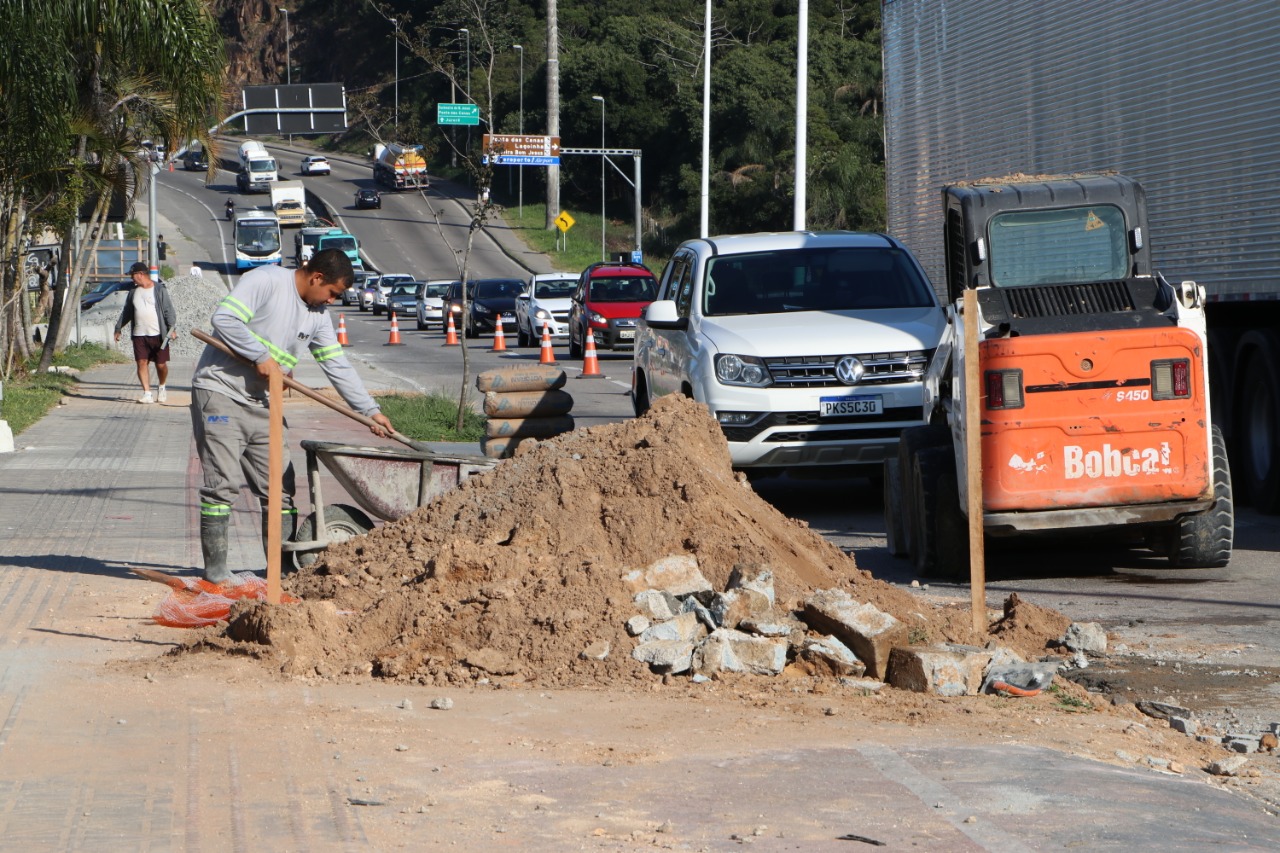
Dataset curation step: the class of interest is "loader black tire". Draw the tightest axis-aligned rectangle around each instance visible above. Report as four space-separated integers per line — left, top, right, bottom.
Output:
1235 331 1280 513
897 424 951 564
1163 425 1234 568
883 457 907 558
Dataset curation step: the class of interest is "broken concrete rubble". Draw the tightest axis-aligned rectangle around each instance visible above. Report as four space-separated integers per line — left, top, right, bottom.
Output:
800 589 908 680
621 555 712 597
692 629 788 676
887 644 993 697
1061 622 1108 655
632 640 695 673
798 636 865 677
633 589 680 622
639 611 707 645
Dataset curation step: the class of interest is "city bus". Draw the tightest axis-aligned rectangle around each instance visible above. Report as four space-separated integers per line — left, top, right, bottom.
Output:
233 210 283 271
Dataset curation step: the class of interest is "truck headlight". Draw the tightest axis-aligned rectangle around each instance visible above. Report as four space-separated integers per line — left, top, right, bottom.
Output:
715 354 772 387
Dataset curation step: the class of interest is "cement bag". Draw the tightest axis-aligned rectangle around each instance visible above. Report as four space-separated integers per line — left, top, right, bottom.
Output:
476 365 567 393
484 415 575 439
480 435 538 459
483 389 574 418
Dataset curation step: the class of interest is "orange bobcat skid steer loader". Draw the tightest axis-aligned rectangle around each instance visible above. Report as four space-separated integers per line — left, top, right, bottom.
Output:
886 174 1233 577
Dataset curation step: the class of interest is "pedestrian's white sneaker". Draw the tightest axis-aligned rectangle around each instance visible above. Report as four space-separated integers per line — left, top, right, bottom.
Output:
157 386 168 403
139 392 154 404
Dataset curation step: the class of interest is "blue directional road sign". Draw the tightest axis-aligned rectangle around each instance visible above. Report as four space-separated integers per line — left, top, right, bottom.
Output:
484 154 561 166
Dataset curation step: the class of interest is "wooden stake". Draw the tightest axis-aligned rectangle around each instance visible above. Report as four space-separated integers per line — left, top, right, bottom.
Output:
267 369 283 605
963 289 987 634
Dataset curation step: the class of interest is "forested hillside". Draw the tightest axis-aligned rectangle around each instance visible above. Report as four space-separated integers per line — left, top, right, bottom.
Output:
217 0 885 251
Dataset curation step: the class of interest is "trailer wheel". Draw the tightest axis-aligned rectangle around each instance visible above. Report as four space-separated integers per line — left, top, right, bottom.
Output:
883 457 907 558
1236 331 1280 513
293 504 375 569
897 424 951 563
1163 425 1234 568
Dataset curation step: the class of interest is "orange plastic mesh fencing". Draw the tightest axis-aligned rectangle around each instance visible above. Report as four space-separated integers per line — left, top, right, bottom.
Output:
149 572 300 628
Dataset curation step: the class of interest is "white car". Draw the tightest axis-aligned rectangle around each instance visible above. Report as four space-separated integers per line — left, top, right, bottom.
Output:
514 272 578 346
372 273 414 316
632 232 947 473
416 279 456 330
300 155 331 176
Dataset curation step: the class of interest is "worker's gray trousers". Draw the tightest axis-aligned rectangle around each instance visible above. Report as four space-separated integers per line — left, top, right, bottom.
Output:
190 389 298 570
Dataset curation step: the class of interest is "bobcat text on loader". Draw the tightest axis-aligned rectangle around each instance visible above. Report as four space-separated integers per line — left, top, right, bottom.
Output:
886 174 1234 577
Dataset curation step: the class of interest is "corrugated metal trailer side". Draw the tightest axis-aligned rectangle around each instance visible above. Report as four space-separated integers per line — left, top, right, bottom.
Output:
882 0 1280 512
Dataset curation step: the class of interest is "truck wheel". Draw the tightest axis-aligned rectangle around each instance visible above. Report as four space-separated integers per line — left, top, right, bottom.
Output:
1236 331 1280 513
897 424 951 564
911 445 960 577
293 504 375 569
883 457 907 558
1162 425 1234 568
932 453 971 580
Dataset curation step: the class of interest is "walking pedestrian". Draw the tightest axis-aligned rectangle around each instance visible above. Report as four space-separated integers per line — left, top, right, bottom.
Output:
189 249 393 585
157 235 168 261
114 261 177 404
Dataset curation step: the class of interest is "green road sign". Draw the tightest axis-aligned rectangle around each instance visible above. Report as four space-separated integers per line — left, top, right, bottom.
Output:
437 103 480 126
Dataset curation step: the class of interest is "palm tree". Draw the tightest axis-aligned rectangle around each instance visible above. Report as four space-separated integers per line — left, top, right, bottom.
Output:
0 0 226 374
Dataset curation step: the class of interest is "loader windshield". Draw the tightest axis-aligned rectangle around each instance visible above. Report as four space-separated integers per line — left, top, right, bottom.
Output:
988 205 1130 287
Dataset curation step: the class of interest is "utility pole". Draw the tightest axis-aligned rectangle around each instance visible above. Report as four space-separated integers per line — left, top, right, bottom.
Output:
545 0 561 230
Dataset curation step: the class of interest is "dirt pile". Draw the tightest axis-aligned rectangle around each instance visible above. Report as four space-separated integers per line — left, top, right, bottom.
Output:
212 395 1014 686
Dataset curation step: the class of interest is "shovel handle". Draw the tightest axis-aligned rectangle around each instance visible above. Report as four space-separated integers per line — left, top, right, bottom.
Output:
191 328 417 450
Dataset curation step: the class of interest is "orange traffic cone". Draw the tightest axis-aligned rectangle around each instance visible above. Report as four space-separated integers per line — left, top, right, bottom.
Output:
579 330 604 377
491 318 507 352
444 311 460 346
539 321 557 364
168 161 173 172
336 314 351 347
385 311 403 345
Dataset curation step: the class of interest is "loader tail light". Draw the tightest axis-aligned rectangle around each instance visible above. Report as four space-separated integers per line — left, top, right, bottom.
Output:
985 369 1024 410
1152 359 1192 400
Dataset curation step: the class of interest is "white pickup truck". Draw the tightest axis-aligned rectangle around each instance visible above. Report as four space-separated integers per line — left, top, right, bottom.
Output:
632 232 947 474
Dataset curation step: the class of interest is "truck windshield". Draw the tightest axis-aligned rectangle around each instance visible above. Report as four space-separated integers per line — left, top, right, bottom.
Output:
250 160 276 173
703 247 935 315
320 237 357 252
988 205 1130 286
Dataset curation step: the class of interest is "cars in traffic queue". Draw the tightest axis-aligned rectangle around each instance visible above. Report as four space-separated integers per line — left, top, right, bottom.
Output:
300 155 331 176
80 279 129 311
566 262 658 356
354 188 382 209
358 274 382 311
372 273 415 316
386 283 420 318
632 231 947 473
514 272 578 346
415 279 456 330
443 278 524 337
344 270 374 307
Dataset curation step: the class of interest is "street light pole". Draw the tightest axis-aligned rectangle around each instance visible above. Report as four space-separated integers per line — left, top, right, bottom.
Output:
393 18 399 131
460 28 471 157
514 44 524 219
280 8 290 85
592 95 605 261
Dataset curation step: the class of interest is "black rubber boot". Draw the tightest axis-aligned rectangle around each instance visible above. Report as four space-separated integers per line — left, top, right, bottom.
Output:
200 514 232 585
261 509 299 574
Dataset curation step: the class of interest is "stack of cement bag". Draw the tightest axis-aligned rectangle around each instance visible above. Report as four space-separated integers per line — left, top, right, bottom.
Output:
477 365 575 459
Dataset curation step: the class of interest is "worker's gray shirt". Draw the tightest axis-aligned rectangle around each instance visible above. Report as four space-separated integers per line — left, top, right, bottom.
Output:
191 265 380 416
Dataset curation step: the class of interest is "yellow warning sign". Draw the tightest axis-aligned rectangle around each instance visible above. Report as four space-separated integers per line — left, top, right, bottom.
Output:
555 211 576 232
1084 211 1104 231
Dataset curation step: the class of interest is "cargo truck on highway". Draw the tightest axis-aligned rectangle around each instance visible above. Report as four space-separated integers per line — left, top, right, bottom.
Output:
373 143 427 190
270 180 306 227
236 140 278 193
881 0 1280 513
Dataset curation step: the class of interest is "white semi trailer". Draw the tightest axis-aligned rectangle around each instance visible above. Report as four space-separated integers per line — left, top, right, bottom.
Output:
881 0 1280 512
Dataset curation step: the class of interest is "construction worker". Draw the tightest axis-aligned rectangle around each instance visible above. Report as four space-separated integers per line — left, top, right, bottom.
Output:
189 249 393 584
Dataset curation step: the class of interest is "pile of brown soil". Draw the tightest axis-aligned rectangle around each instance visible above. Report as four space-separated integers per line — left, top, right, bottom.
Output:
209 396 1054 686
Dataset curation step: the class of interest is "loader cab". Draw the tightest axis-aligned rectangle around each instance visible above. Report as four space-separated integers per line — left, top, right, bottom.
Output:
941 174 1165 334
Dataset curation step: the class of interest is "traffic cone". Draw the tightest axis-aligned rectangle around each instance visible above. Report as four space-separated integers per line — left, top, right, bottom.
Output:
336 314 351 347
444 311 460 345
385 311 403 345
579 330 604 377
491 318 507 352
539 321 556 364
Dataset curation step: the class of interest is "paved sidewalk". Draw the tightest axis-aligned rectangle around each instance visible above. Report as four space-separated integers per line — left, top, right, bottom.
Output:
0 360 1277 849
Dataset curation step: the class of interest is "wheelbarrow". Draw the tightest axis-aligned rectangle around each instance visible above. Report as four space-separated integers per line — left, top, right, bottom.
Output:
287 440 497 567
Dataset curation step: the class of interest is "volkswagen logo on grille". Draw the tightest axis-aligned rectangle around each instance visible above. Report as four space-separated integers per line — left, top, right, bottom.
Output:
835 355 865 386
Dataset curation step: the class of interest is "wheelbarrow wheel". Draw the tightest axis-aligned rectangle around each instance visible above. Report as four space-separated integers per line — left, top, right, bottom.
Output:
292 503 375 569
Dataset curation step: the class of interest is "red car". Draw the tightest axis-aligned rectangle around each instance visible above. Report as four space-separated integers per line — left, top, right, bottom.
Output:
567 261 658 356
